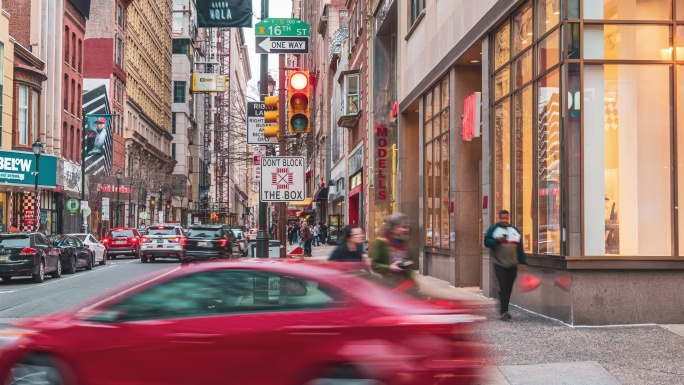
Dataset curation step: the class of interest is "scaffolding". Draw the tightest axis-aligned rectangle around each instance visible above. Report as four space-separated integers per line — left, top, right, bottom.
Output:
214 27 232 220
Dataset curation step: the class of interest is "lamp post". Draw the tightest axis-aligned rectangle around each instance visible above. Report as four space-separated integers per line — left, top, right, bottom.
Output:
158 184 163 224
32 141 43 232
115 170 122 227
150 195 156 227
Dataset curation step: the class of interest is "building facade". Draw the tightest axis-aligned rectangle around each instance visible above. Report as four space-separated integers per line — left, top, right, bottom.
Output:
396 0 684 325
1 3 13 149
124 0 175 226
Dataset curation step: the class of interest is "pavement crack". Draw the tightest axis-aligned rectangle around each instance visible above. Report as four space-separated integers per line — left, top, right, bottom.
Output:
601 361 684 377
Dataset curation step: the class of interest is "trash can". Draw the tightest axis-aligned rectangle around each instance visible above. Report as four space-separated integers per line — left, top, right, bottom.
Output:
249 240 282 258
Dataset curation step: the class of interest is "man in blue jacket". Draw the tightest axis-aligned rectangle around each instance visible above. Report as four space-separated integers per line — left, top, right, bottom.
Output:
484 210 527 319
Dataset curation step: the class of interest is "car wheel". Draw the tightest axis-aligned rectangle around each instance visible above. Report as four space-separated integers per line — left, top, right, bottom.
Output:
1 276 11 282
111 255 117 260
99 251 107 265
32 260 45 283
149 257 156 263
6 353 71 385
66 256 77 274
51 259 62 279
85 255 93 270
302 364 383 385
141 255 148 263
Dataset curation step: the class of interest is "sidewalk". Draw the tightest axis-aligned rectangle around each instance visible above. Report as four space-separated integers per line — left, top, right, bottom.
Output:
286 245 684 384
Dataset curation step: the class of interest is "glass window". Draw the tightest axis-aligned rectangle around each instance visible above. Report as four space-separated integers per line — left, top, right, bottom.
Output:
565 23 581 60
675 27 684 61
537 69 561 255
585 65 672 256
514 50 533 89
171 143 176 160
537 0 560 36
584 25 671 61
186 227 222 238
494 66 511 100
425 91 433 123
0 235 30 248
513 4 533 55
538 28 561 73
433 84 441 117
109 229 134 238
434 140 442 248
174 81 186 103
18 86 29 145
441 134 451 248
584 0 672 20
345 74 360 115
494 24 510 71
568 0 580 19
677 65 684 255
106 270 339 322
410 0 425 25
117 3 124 28
32 90 39 142
514 86 534 253
425 141 433 246
172 113 176 134
494 100 511 215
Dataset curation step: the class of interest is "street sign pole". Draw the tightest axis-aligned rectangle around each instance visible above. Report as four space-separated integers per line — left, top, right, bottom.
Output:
256 0 270 258
278 54 287 258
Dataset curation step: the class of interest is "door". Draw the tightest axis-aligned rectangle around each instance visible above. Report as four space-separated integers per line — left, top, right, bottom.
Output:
72 237 91 266
34 234 56 272
89 235 105 261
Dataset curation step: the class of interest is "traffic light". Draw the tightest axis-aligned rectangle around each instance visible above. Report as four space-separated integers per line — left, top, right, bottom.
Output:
287 71 310 134
263 95 279 138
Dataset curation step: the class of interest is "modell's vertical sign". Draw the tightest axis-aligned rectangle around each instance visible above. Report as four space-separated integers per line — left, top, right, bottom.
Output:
375 123 389 201
196 0 253 28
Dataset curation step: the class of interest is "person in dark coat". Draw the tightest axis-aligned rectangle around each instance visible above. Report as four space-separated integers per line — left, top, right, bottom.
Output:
329 225 365 262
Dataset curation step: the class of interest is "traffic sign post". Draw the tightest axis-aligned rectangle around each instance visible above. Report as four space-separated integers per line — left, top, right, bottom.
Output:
260 157 306 202
247 102 278 145
255 37 309 54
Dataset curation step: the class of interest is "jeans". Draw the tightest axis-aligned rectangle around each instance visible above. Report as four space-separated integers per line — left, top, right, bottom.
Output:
304 240 312 255
494 264 518 314
312 235 319 246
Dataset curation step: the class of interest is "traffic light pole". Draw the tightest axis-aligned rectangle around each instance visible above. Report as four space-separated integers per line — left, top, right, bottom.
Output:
255 0 270 258
278 54 287 258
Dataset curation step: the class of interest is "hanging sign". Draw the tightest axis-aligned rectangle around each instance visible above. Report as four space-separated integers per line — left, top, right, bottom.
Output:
66 198 80 213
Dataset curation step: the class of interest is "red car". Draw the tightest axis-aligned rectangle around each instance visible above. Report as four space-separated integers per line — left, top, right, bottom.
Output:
102 228 141 259
0 260 486 385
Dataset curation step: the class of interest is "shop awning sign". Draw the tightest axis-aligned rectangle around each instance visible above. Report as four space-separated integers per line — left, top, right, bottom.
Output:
260 157 306 202
0 149 57 187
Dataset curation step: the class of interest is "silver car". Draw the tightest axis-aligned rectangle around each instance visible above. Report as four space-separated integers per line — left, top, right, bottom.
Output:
231 229 247 256
139 225 185 263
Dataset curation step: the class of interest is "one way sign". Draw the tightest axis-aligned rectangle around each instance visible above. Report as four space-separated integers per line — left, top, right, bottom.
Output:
255 37 309 54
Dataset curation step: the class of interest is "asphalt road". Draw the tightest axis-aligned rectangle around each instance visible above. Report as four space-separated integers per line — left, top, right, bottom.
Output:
0 257 175 327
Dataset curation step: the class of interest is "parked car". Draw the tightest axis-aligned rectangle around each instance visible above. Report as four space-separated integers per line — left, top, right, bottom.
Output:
181 225 235 262
0 233 61 283
0 260 485 384
140 225 185 263
231 228 247 256
47 235 94 274
102 228 141 259
70 233 107 265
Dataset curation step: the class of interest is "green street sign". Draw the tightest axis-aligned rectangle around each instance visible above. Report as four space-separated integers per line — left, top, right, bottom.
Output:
66 198 80 213
256 18 310 37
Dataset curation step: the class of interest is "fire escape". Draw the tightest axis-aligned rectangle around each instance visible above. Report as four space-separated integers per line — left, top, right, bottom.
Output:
214 28 232 220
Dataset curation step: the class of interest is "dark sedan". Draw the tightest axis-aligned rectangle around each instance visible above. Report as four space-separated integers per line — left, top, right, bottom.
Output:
47 235 94 274
181 225 234 262
0 233 61 283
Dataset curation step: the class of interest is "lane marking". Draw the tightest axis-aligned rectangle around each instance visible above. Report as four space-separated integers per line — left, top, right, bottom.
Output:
0 291 15 294
81 266 181 312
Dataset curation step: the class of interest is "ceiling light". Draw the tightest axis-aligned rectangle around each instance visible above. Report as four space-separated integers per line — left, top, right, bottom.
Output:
470 60 480 63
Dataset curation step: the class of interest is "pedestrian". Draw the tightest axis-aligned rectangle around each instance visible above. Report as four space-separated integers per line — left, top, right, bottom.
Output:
370 213 418 294
292 222 301 246
319 221 327 245
300 222 313 257
311 223 320 246
484 209 527 320
287 224 294 245
329 225 366 262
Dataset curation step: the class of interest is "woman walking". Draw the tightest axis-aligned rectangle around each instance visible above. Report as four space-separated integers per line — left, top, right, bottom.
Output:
370 213 418 294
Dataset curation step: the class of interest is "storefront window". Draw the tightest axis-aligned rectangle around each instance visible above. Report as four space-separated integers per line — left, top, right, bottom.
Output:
513 4 533 55
424 75 450 249
514 86 534 253
677 65 684 255
584 0 672 20
537 69 562 255
585 64 672 256
538 28 560 72
514 50 533 88
494 24 510 71
584 25 671 60
536 0 560 36
494 67 510 101
494 100 511 215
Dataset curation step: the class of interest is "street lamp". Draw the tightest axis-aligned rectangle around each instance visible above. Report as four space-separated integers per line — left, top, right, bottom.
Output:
115 170 122 227
32 141 43 232
158 184 163 224
150 195 156 226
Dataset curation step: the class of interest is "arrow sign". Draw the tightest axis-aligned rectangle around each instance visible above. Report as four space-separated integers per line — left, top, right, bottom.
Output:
255 36 309 54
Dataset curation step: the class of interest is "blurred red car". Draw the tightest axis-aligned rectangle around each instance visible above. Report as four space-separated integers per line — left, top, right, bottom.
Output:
0 260 486 385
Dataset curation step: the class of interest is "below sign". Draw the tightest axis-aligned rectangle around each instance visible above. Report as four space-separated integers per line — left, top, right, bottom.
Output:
255 37 309 54
260 157 306 202
247 102 278 145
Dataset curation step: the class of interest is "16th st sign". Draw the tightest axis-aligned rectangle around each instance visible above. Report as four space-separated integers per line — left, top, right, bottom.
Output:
255 36 309 54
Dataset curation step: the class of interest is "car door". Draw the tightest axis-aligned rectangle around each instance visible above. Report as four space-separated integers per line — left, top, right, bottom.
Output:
72 237 90 266
89 235 105 261
34 234 56 272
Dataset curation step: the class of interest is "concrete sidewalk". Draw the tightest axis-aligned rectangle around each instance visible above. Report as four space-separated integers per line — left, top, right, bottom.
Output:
286 245 684 384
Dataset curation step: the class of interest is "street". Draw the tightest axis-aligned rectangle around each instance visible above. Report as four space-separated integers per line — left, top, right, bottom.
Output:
0 257 171 328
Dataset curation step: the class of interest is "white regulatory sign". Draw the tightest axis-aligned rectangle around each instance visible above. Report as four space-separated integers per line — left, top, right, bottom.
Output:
252 146 266 181
247 102 278 145
260 156 306 202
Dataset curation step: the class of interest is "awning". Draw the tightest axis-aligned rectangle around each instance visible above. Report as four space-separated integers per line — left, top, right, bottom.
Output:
314 187 329 201
288 197 313 207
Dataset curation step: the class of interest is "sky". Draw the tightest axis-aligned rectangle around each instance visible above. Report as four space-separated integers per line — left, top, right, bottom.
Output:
244 0 294 100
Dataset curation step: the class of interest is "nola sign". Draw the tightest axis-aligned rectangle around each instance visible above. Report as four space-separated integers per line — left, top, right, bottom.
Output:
196 0 252 28
260 157 306 202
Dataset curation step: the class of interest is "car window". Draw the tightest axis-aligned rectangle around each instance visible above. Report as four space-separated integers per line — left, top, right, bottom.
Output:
106 270 341 322
186 228 222 238
37 234 51 246
73 238 83 247
110 230 134 238
64 237 77 246
147 227 176 236
0 236 31 248
75 235 87 242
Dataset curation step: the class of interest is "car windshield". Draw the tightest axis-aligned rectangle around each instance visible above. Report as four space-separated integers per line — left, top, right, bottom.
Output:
110 230 134 238
47 235 66 245
0 236 30 248
147 228 176 236
186 228 222 238
75 235 87 241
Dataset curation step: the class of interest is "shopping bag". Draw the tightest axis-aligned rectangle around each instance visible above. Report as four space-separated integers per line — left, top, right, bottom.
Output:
518 273 541 292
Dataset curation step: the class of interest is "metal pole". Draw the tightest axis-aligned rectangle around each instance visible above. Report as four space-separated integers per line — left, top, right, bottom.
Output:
255 0 270 258
81 119 86 201
278 54 287 258
34 156 40 232
116 179 120 228
128 187 131 228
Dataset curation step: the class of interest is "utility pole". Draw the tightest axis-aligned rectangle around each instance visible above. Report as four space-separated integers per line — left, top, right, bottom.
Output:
255 0 270 257
278 54 287 258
